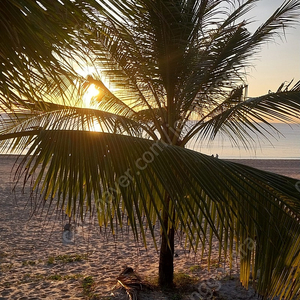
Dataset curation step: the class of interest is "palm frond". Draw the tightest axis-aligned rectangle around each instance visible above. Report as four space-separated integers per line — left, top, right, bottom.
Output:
0 106 149 146
0 1 79 101
1 1 300 298
177 0 300 124
85 75 139 117
86 20 169 138
181 81 300 147
3 130 299 299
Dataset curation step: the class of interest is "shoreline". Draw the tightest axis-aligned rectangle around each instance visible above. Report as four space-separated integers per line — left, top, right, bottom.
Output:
1 154 299 179
227 158 300 179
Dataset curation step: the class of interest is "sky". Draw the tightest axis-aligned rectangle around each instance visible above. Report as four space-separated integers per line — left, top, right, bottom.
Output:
245 0 300 97
79 1 300 98
196 0 300 159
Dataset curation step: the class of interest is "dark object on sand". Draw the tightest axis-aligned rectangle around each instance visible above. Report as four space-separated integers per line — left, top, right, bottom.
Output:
120 267 134 275
113 266 152 300
64 223 72 231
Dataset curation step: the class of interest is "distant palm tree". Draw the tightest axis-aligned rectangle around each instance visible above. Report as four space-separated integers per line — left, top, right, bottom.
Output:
1 1 300 298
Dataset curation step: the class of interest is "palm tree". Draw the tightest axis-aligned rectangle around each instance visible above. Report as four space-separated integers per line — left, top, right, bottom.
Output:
1 0 300 298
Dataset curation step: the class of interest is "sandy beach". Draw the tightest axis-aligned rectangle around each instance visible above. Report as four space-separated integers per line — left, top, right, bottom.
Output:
228 159 300 180
0 155 299 299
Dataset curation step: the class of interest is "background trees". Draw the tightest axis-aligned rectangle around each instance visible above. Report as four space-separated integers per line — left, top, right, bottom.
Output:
1 1 300 298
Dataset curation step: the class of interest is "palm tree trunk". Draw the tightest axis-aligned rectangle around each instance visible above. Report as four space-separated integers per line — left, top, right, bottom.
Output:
159 195 175 287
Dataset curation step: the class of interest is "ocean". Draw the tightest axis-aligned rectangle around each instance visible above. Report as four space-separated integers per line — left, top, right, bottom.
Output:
0 122 299 159
187 122 300 159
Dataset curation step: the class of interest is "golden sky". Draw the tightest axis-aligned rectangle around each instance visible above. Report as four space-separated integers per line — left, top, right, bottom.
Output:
246 0 300 97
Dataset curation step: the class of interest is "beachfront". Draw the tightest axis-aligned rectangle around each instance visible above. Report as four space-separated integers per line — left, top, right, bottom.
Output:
1 155 299 299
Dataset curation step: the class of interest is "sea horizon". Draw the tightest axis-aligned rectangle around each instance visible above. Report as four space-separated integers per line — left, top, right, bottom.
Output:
0 122 299 160
187 122 300 159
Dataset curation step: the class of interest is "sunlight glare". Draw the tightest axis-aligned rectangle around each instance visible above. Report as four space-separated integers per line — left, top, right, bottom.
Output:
82 84 99 108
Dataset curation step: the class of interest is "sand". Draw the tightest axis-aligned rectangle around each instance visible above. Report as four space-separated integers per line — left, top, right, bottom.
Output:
228 159 300 180
0 156 299 300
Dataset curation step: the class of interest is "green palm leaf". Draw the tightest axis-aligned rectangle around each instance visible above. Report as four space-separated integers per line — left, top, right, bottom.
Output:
4 129 300 298
1 0 300 298
181 81 300 147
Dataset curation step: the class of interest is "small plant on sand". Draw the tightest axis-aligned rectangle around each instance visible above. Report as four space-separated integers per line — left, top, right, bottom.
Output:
189 265 202 273
144 275 159 287
22 260 36 266
18 272 84 283
64 273 84 280
174 272 199 290
81 276 100 300
0 263 13 272
82 276 95 297
57 254 75 263
47 256 55 265
48 274 63 281
34 274 45 280
46 253 88 265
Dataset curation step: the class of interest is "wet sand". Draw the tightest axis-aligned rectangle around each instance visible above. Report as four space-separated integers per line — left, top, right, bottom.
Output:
228 159 300 180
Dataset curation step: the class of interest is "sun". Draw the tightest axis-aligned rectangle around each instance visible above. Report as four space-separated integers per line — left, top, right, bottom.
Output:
82 84 100 108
